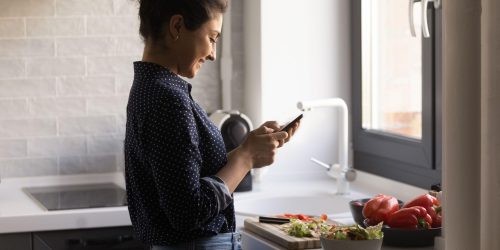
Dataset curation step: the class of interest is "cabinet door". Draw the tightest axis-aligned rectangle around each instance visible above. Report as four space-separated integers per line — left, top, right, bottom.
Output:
0 233 32 250
33 226 147 250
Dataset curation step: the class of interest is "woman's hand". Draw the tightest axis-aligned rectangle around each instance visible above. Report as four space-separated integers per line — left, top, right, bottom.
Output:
280 120 300 144
240 120 300 168
218 120 301 192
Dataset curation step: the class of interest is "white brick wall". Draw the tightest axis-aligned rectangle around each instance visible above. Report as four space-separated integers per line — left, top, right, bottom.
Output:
0 0 232 178
0 18 25 37
27 18 84 37
0 78 56 97
0 59 25 78
57 76 115 96
0 0 55 17
0 139 27 158
0 39 54 57
28 136 86 157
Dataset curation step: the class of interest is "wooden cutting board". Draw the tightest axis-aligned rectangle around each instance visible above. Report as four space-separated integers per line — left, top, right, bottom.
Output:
243 217 321 249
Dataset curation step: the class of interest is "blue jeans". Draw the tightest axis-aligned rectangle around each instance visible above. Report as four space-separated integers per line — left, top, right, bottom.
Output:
151 232 242 250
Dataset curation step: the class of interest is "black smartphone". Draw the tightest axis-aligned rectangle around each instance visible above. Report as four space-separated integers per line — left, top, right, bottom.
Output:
280 114 303 132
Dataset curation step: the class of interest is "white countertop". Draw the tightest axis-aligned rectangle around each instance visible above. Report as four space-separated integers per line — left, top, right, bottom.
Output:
0 169 432 250
0 173 131 234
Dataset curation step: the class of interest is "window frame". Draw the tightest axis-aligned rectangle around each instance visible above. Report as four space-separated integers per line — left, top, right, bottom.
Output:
351 0 442 188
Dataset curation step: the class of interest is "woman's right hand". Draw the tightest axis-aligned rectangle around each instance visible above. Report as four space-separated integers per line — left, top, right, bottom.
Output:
219 121 290 192
240 121 288 168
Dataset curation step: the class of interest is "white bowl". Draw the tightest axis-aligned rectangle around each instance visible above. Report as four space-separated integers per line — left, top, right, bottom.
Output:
320 237 383 250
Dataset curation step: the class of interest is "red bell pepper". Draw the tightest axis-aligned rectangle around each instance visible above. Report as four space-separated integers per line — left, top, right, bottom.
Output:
362 194 399 225
387 206 432 229
403 194 442 227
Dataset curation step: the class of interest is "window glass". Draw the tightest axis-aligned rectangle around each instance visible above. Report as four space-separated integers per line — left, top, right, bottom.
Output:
361 0 422 139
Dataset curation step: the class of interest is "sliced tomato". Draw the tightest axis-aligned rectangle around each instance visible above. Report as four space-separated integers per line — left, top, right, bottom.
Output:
297 214 311 221
321 214 328 221
278 213 319 221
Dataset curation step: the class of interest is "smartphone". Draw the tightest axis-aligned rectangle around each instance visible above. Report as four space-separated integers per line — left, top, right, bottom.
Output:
280 114 303 132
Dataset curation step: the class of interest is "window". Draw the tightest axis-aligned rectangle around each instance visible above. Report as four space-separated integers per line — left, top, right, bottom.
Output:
352 0 442 188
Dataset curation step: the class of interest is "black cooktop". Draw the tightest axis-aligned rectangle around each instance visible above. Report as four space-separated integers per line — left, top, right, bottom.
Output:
24 183 127 211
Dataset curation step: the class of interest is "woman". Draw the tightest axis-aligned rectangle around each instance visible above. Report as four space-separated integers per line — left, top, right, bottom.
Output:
124 0 300 249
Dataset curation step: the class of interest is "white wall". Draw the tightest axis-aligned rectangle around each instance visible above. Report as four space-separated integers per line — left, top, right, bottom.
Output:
244 0 352 175
0 0 222 178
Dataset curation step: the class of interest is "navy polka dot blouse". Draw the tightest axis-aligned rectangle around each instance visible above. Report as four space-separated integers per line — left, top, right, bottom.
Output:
125 61 234 246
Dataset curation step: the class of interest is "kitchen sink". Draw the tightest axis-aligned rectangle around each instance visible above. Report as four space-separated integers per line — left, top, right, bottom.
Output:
235 191 362 217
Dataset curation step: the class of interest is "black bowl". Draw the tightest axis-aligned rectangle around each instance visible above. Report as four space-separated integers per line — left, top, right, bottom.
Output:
363 219 442 247
349 198 404 226
382 226 442 247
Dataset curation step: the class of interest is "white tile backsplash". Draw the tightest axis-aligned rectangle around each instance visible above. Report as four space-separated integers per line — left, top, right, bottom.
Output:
29 98 87 117
28 136 86 157
113 0 139 16
26 17 85 37
0 118 57 138
0 78 56 98
86 17 139 36
0 0 244 177
0 99 30 118
0 139 27 158
58 116 117 136
86 56 137 76
57 76 115 96
56 37 115 56
87 96 128 115
0 18 25 38
1 158 59 178
56 0 114 16
26 57 86 77
0 59 25 78
0 0 55 17
0 39 54 57
87 135 123 154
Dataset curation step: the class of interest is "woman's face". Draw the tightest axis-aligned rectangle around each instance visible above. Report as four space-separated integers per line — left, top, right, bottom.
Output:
176 14 223 78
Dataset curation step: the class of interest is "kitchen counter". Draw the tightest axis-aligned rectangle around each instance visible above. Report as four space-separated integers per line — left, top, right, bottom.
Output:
233 170 437 250
0 173 130 234
0 170 439 249
233 169 428 225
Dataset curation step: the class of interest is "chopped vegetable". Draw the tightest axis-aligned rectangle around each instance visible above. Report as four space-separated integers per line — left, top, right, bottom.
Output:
403 194 442 228
278 213 315 222
321 223 384 240
386 206 432 229
320 213 328 221
362 194 399 225
282 217 332 238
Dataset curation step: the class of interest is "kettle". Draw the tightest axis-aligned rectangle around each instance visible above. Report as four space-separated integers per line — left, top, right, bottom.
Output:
209 110 253 192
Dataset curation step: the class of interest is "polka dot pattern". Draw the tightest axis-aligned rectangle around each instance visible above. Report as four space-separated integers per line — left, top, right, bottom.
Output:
125 61 235 246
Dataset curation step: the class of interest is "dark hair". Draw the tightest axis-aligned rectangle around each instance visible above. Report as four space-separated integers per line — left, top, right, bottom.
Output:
138 0 228 42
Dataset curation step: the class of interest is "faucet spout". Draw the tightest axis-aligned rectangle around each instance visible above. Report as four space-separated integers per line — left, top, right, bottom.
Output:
297 98 353 195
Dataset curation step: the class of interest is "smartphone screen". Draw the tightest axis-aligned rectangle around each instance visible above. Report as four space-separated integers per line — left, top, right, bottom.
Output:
280 114 303 132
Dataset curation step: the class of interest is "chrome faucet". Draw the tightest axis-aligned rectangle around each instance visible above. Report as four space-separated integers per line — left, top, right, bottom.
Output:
297 98 356 195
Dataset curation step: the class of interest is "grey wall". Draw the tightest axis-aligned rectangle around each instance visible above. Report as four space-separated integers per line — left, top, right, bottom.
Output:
0 0 245 178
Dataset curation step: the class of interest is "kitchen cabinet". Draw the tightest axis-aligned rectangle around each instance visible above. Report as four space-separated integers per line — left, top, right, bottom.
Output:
33 226 147 250
0 232 32 250
1 226 147 250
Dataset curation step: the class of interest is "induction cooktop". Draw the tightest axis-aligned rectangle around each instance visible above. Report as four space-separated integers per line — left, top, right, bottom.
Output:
23 183 127 211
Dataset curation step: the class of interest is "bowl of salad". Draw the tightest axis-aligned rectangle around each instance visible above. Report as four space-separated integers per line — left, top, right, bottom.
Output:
319 223 384 250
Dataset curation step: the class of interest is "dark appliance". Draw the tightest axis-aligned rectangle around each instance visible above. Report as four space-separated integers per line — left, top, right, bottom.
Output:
23 183 127 211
